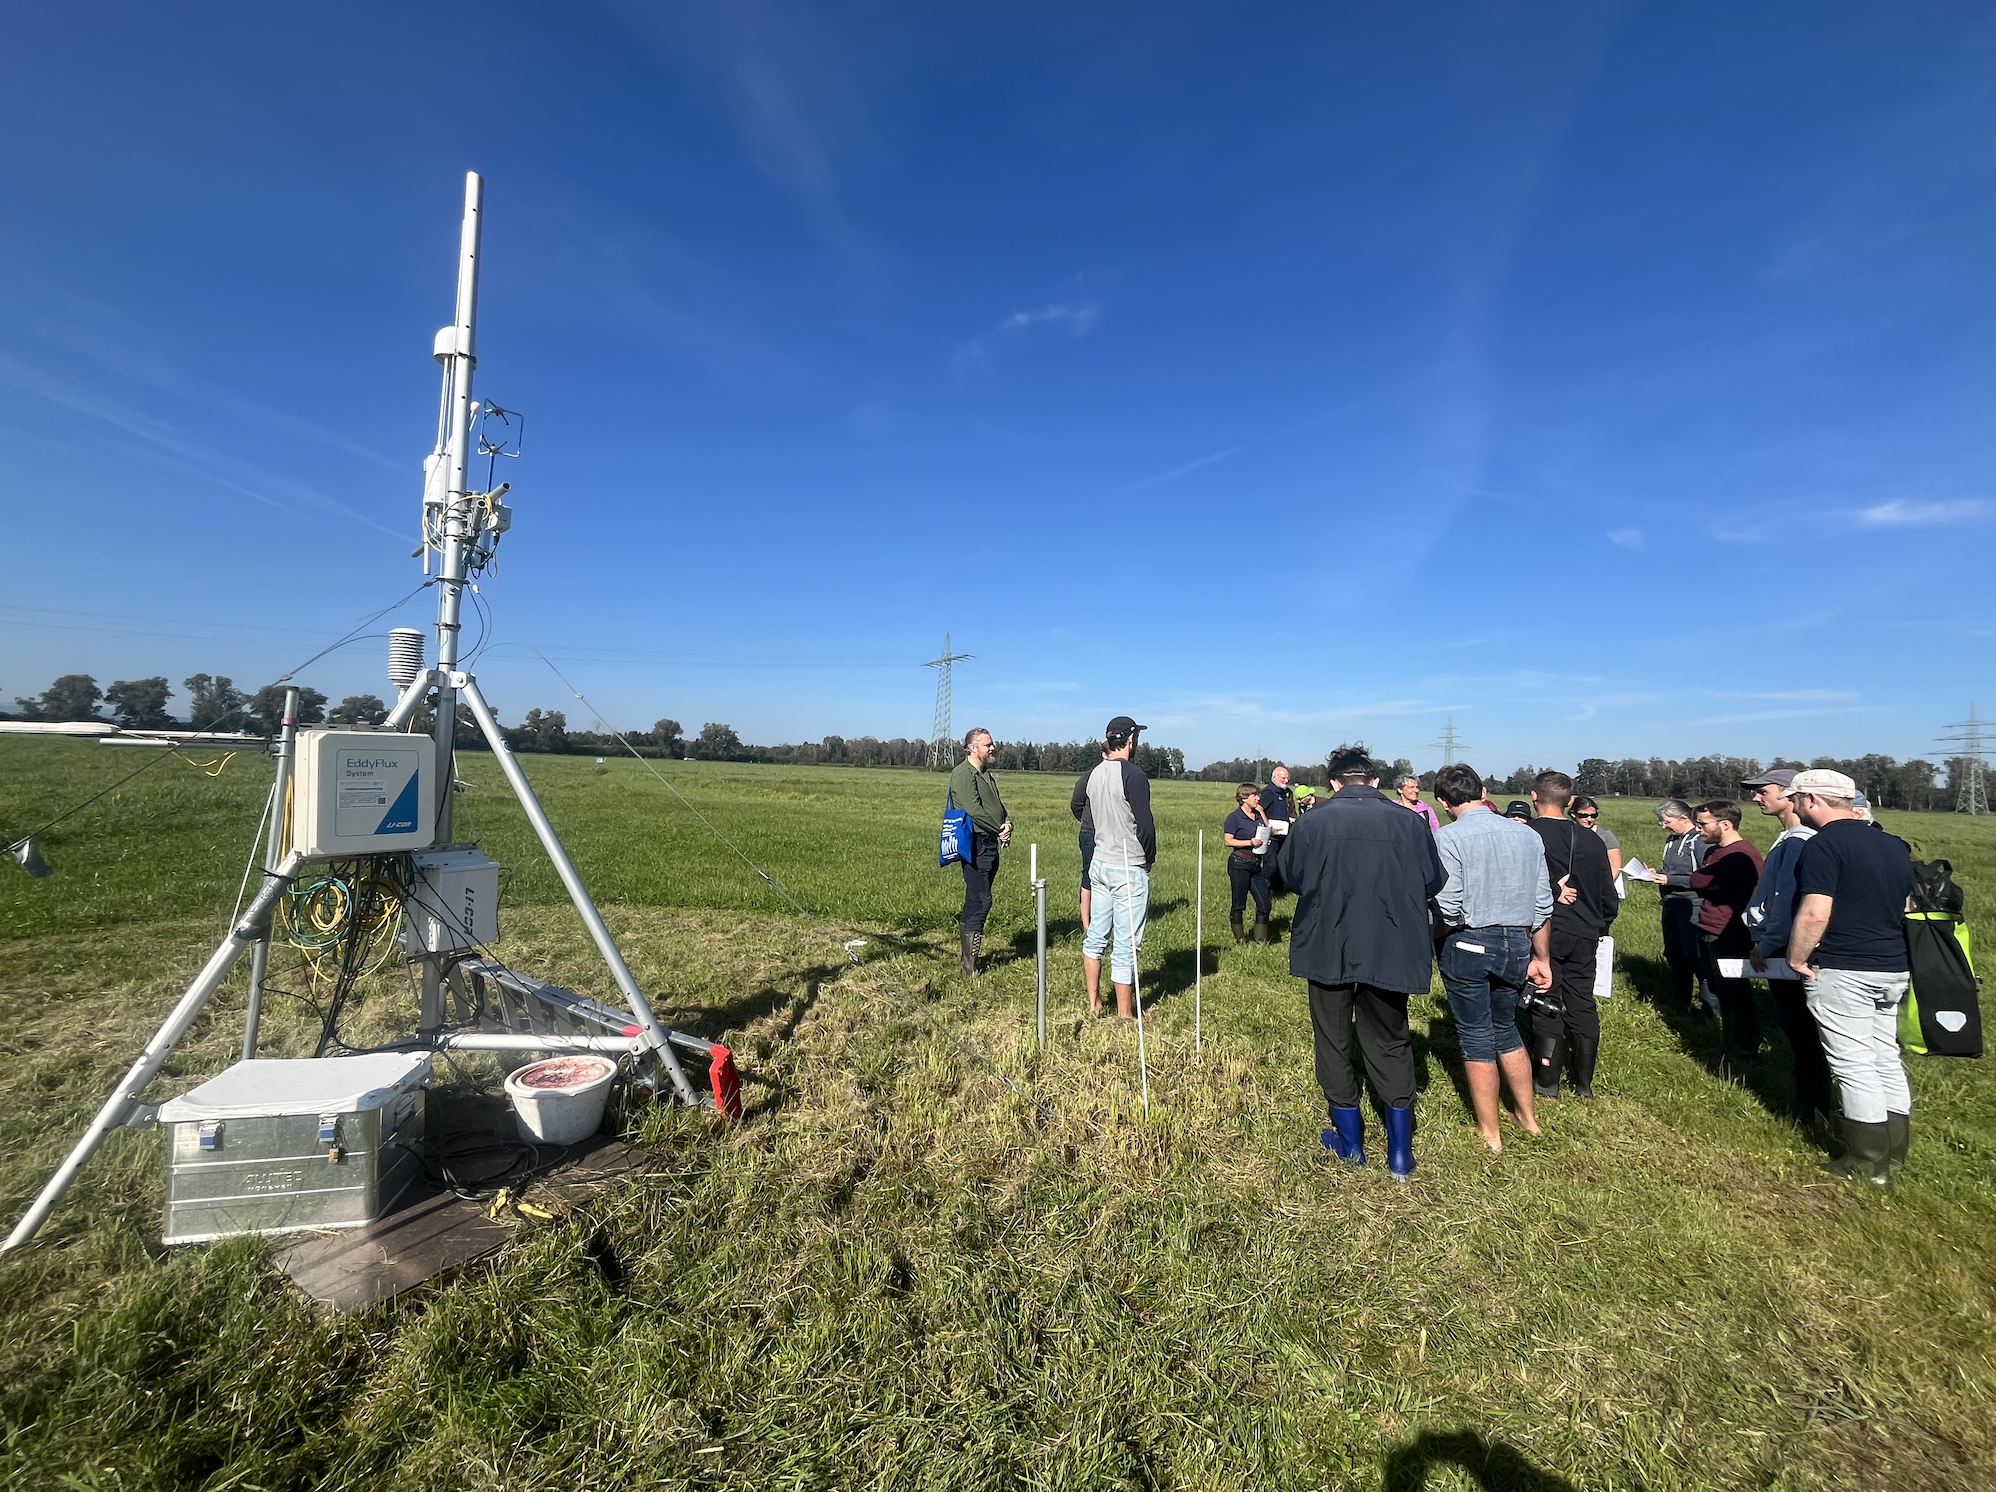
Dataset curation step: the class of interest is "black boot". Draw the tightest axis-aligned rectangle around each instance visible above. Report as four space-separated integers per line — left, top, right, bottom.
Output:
1251 917 1270 945
1569 1034 1599 1098
1886 1111 1911 1176
960 929 979 977
1824 1116 1892 1187
1230 917 1245 945
1531 1034 1565 1099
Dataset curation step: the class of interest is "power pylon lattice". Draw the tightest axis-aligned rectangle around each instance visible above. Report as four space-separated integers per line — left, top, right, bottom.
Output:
1937 705 1991 815
923 632 972 770
1428 716 1470 766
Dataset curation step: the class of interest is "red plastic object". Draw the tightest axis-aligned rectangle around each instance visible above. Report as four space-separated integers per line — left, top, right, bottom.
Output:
708 1043 743 1120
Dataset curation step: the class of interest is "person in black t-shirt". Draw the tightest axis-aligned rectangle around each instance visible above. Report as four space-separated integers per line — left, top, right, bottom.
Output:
1222 783 1273 944
1524 771 1619 1098
1786 769 1916 1185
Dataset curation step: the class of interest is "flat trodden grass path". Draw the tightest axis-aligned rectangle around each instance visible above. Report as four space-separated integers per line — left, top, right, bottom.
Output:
2 739 1994 1490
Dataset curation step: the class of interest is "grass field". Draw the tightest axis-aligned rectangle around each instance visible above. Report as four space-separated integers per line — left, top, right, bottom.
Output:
3 735 1995 1491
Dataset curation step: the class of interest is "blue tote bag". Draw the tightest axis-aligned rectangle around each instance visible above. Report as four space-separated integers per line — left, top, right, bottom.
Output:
938 788 974 867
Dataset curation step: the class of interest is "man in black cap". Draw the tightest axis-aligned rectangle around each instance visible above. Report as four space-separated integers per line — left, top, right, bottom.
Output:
1272 743 1445 1179
1079 716 1157 1017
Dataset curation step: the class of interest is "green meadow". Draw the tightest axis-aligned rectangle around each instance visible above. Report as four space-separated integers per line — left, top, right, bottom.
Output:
3 735 1994 1490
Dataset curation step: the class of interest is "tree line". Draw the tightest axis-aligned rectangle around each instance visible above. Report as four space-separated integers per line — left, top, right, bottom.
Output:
5 674 1976 803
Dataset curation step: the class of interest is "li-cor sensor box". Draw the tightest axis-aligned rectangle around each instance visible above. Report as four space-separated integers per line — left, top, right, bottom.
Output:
157 1053 430 1245
290 729 437 858
402 847 501 954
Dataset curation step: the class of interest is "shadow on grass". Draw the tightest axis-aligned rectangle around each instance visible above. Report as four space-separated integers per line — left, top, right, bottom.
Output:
1382 1429 1576 1491
1622 953 1820 1137
1412 1007 1476 1114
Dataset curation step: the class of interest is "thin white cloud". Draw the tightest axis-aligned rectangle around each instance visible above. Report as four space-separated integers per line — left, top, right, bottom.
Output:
1607 527 1644 549
999 303 1100 333
1855 499 1994 527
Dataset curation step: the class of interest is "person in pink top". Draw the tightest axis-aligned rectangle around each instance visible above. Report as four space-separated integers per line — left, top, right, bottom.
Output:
1394 773 1441 832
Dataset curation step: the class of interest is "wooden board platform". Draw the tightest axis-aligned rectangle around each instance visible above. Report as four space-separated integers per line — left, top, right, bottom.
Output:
269 1094 660 1312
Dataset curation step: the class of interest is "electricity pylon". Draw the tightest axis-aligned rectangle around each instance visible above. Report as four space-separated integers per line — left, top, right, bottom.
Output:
1938 706 1990 815
1428 716 1470 766
924 632 972 770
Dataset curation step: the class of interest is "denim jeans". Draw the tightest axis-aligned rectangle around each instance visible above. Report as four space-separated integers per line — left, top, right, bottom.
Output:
958 834 1001 933
1084 863 1149 984
1438 926 1531 1064
1806 967 1912 1124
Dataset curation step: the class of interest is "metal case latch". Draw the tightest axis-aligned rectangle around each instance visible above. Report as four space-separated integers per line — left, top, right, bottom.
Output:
319 1114 343 1164
197 1121 223 1151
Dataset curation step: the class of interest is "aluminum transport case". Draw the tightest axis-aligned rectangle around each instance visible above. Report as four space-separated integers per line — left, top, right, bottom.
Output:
156 1053 431 1245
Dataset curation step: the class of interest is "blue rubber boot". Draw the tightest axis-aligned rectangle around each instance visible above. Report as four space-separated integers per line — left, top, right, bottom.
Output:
1321 1105 1366 1165
1384 1104 1416 1181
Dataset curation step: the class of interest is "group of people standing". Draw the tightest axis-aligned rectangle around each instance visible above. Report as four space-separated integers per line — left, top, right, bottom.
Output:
946 726 1921 1188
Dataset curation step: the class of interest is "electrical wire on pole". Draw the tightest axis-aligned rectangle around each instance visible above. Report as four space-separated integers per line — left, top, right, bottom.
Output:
1428 716 1470 767
1936 706 1990 815
923 632 972 770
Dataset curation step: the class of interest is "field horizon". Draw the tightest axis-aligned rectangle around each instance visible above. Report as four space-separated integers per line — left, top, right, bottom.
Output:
3 737 1994 1490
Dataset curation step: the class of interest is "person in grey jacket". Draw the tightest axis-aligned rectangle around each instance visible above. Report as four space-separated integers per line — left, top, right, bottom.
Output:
1741 769 1835 1124
1271 744 1444 1179
1652 800 1707 1015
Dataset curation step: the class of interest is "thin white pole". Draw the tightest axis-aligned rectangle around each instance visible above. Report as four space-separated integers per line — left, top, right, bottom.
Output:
242 685 300 1060
1032 843 1047 1049
1121 833 1149 1114
431 171 484 844
1195 828 1203 1058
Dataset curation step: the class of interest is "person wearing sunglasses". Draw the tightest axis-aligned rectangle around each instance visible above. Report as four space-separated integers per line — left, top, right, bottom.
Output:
1571 796 1623 892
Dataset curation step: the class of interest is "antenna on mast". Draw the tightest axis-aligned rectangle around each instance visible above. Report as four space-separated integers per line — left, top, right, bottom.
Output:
923 632 973 770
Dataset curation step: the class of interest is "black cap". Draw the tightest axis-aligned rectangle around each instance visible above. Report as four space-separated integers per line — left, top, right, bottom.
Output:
1105 715 1146 739
1504 800 1532 821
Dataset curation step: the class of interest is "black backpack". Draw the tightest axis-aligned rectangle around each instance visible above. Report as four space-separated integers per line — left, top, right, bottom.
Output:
1903 859 1982 1059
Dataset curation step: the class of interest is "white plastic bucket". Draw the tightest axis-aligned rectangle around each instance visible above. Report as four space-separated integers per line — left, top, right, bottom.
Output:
504 1055 618 1145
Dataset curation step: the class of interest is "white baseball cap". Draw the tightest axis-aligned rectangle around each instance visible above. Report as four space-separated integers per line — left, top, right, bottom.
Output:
1788 768 1857 798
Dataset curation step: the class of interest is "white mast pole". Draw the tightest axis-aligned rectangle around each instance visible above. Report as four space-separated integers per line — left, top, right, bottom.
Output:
430 171 483 843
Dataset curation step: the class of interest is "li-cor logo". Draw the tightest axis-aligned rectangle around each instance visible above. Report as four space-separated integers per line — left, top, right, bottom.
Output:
345 756 406 771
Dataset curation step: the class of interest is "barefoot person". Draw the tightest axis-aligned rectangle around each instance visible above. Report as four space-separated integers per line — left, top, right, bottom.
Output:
1432 764 1554 1152
1081 717 1156 1018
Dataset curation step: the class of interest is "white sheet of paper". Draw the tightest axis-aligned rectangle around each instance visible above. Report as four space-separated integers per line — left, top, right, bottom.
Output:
1620 858 1654 881
1719 956 1796 980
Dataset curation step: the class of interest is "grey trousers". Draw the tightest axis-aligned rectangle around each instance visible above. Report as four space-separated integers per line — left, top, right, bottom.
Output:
1805 968 1912 1124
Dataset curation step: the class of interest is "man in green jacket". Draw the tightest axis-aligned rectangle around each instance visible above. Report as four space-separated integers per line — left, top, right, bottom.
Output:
949 726 1012 975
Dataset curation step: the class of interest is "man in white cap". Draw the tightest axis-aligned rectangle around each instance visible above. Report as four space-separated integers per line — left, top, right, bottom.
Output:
1740 768 1835 1126
1786 769 1917 1184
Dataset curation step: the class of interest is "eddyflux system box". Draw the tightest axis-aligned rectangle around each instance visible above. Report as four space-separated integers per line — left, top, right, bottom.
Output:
290 729 437 858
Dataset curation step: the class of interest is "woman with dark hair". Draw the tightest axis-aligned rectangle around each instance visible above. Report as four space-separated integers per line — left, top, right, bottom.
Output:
1223 783 1273 943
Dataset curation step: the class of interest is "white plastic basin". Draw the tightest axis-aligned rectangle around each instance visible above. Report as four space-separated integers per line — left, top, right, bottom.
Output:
503 1055 618 1145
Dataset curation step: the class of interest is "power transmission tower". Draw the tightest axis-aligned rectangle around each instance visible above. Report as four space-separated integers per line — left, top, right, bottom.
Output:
1937 705 1990 815
1428 716 1470 766
923 632 972 770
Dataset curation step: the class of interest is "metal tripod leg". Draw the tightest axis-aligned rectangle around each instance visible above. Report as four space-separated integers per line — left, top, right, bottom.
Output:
456 674 700 1106
3 852 306 1253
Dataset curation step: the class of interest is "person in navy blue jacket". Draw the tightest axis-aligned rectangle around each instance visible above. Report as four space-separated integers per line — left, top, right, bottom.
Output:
1271 743 1446 1179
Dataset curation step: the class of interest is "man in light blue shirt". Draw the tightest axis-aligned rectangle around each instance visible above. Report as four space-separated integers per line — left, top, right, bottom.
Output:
1433 763 1554 1152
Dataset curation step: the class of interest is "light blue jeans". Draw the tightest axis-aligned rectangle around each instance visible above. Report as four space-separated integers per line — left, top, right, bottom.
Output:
1084 864 1149 985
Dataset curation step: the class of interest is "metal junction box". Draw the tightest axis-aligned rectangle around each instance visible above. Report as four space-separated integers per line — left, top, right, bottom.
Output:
401 847 501 955
289 729 437 859
156 1054 431 1245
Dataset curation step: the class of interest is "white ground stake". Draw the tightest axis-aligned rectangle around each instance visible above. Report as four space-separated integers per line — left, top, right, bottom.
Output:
1032 843 1047 1049
1195 828 1203 1058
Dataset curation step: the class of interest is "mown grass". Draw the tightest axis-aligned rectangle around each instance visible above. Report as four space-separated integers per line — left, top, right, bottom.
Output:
3 737 1995 1490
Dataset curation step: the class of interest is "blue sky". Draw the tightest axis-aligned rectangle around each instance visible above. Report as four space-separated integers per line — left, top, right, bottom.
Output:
4 4 1994 774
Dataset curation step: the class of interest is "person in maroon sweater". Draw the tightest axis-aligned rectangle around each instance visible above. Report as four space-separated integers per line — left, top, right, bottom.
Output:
1689 800 1766 1062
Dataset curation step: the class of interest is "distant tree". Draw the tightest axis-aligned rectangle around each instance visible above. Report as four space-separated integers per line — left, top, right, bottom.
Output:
183 674 250 731
329 693 389 726
690 721 743 761
19 674 104 721
511 707 569 753
105 676 174 728
821 734 847 763
248 684 327 735
649 718 685 757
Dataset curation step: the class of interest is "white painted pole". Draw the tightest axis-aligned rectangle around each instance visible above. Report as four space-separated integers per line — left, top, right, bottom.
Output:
1032 843 1047 1049
1195 828 1203 1058
431 171 484 845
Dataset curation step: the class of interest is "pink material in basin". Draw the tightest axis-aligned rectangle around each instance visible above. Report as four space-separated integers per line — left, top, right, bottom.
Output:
513 1056 615 1090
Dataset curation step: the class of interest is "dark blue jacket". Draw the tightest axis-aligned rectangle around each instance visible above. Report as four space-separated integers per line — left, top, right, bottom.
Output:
1271 784 1446 995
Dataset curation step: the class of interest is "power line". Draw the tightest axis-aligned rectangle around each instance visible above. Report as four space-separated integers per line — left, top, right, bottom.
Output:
1936 705 1990 815
1428 716 1470 766
923 632 972 771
